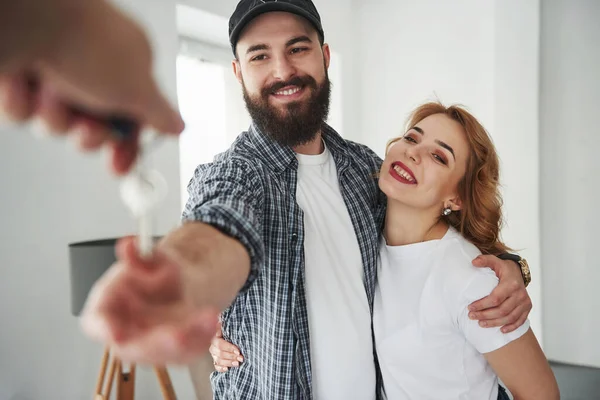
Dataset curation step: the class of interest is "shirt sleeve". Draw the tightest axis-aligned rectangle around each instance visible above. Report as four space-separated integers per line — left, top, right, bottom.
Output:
456 267 530 354
182 159 264 293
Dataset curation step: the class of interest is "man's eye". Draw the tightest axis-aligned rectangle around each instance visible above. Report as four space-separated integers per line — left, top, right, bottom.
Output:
251 54 266 61
290 47 307 54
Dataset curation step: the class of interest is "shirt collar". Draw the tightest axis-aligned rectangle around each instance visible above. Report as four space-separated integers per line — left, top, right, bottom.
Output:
248 122 351 174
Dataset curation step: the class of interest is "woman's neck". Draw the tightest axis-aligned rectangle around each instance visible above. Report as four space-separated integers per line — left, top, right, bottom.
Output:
384 200 449 246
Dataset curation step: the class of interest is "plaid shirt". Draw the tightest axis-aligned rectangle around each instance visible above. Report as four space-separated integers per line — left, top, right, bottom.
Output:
183 123 386 399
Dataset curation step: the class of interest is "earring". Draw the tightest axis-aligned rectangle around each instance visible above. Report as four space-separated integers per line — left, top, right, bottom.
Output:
442 207 452 216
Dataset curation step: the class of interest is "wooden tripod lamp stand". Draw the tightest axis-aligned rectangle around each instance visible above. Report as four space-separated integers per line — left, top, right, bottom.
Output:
69 238 178 400
93 346 176 400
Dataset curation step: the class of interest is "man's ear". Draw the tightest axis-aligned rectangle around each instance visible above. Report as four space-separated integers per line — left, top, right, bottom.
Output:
232 59 243 84
322 43 331 70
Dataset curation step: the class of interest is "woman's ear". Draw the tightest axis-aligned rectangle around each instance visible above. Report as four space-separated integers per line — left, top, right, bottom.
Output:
447 196 462 212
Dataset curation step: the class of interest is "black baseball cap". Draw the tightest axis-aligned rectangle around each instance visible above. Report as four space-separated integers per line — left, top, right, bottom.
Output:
229 0 325 54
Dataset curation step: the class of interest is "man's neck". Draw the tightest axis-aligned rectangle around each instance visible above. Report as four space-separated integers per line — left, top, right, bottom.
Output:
384 200 448 246
293 131 324 155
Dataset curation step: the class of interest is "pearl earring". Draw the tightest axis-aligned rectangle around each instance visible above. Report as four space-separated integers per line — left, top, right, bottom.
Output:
442 207 452 216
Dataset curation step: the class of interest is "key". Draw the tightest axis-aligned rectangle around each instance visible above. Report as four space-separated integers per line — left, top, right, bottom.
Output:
120 156 167 258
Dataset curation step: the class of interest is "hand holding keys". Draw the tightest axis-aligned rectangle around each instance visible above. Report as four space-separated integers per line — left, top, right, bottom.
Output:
119 131 167 257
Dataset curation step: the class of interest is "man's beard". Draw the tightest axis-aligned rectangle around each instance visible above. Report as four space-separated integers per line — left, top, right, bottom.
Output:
242 73 331 148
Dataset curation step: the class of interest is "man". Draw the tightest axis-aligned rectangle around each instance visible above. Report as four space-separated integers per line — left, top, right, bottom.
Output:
1 0 184 175
80 1 533 399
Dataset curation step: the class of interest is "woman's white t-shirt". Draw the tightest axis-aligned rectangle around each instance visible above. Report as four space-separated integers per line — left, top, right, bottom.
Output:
373 226 530 400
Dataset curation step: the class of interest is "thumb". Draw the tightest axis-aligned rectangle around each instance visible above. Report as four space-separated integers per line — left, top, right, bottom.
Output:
472 255 499 271
215 320 223 338
138 79 185 135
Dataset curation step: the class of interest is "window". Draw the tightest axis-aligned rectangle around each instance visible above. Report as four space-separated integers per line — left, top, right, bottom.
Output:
176 38 250 211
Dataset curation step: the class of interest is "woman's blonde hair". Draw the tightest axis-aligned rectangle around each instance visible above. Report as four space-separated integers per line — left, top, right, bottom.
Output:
389 101 510 255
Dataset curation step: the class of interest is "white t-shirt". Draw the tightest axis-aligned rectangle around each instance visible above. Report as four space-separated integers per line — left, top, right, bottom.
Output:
373 226 530 400
296 144 376 400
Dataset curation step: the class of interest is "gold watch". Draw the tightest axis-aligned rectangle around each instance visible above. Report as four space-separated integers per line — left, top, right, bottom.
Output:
518 258 531 288
498 253 531 288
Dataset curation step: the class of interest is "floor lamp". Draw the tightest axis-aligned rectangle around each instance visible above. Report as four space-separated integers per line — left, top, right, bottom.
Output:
69 238 177 400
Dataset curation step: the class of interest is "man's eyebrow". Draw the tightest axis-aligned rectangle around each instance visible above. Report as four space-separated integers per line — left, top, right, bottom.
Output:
286 36 312 47
246 43 269 55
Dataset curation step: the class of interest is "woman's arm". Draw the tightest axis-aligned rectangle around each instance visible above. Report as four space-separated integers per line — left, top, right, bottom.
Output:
484 329 560 400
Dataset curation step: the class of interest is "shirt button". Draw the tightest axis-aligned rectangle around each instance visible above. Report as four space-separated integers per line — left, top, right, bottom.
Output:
291 233 298 243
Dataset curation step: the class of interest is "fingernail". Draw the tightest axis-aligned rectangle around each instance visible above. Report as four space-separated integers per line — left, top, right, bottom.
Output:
232 361 239 367
0 110 19 129
234 350 240 356
479 321 487 327
501 328 508 333
469 313 475 320
237 357 244 363
29 117 52 138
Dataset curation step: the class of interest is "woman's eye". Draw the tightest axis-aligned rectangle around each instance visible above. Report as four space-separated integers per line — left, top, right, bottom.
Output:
433 154 448 165
403 136 417 143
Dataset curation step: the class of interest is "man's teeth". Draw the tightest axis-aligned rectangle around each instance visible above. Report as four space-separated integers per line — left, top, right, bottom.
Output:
393 165 415 182
275 87 301 96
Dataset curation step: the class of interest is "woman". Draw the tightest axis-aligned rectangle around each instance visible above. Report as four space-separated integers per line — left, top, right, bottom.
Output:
210 102 559 399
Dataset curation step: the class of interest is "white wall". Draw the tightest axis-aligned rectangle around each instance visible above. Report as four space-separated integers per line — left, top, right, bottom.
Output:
354 0 543 340
0 0 194 398
539 0 600 368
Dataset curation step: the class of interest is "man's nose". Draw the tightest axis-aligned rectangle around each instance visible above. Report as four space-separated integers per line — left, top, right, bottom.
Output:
271 55 297 82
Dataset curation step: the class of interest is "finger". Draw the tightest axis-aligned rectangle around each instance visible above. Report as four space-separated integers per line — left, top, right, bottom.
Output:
33 87 73 135
468 284 511 312
0 73 36 122
70 117 111 151
501 312 528 334
210 340 241 361
478 305 524 329
109 125 140 175
215 366 228 373
468 293 519 321
140 79 185 135
213 356 239 368
471 255 502 273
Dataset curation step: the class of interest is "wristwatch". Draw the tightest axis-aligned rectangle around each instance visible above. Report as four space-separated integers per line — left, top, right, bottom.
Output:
498 253 531 288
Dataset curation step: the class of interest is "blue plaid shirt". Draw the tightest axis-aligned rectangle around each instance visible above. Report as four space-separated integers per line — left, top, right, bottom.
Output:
183 123 386 399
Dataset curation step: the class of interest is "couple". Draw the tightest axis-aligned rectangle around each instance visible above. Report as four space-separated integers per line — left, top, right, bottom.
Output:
205 0 558 399
79 0 557 399
210 102 560 399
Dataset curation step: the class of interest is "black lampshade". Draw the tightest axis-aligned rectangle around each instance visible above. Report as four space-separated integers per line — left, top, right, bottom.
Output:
68 239 119 317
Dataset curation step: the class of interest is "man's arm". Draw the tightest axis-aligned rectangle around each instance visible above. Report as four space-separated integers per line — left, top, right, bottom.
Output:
159 221 250 312
80 159 264 365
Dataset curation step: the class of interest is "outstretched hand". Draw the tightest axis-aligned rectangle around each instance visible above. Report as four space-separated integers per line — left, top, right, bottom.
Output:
0 0 184 175
80 236 219 365
468 255 532 333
